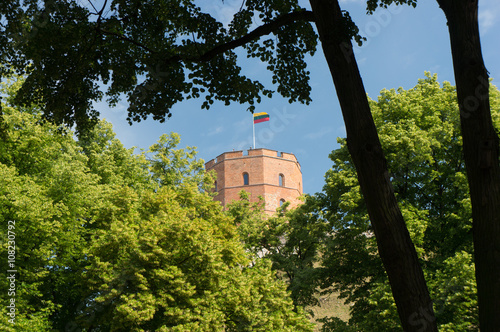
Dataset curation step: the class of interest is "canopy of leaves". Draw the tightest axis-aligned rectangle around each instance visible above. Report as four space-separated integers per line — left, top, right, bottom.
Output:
83 185 312 331
228 73 499 331
365 0 417 14
226 190 329 309
0 0 420 134
0 0 318 132
0 76 312 331
316 73 500 330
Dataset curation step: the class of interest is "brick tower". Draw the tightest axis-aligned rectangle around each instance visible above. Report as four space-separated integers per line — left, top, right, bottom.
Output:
205 148 303 214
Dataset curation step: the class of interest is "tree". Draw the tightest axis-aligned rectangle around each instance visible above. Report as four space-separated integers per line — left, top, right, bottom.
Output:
82 186 313 331
434 2 500 329
365 0 500 328
0 74 161 330
317 74 499 330
145 132 214 191
5 0 498 329
0 75 312 331
77 120 153 190
0 76 105 330
0 0 317 132
225 74 496 330
307 2 438 329
226 191 328 308
0 2 435 328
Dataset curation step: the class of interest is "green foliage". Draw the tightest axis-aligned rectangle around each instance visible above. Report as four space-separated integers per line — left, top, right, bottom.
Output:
0 0 425 135
0 76 311 331
319 316 356 332
365 0 418 14
270 198 329 308
227 191 328 308
429 251 478 331
78 120 153 190
0 0 318 132
0 75 102 330
316 73 500 330
226 190 269 253
0 0 420 137
83 186 312 331
146 132 214 192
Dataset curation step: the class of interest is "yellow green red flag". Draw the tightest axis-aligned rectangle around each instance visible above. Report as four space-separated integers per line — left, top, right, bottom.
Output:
253 112 270 124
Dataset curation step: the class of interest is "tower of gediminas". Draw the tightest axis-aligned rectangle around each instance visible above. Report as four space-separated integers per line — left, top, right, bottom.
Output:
204 148 303 214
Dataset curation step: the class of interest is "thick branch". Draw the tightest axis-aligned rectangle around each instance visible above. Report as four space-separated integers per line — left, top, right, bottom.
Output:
97 10 314 64
309 0 437 330
167 10 316 64
200 10 315 61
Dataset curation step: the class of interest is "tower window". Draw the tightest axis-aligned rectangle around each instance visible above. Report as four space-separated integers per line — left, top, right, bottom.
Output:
280 198 286 207
243 172 249 185
279 174 285 187
214 180 218 192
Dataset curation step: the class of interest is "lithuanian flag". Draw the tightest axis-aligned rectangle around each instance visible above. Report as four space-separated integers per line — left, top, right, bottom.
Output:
253 112 270 124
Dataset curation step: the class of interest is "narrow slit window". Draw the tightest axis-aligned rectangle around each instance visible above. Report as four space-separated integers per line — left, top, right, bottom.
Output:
279 174 285 187
243 172 249 185
280 198 286 207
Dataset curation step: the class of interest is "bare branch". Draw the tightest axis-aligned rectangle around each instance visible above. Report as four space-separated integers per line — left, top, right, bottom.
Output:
86 0 99 14
96 0 108 26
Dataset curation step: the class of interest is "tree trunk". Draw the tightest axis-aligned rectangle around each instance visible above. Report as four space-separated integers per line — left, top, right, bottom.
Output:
308 1 437 330
437 0 500 330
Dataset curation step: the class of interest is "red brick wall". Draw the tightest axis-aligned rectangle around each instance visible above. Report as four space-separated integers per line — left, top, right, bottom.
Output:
205 148 303 214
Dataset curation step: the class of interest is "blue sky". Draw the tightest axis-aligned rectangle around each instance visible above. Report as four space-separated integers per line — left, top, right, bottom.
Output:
99 0 500 195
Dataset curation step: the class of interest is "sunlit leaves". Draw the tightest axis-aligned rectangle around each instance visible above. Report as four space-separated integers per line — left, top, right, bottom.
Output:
0 76 102 330
429 251 478 331
317 74 500 330
84 182 312 331
0 75 312 331
227 191 328 308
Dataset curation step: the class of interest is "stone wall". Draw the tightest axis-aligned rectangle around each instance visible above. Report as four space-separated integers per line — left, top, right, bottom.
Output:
205 148 303 214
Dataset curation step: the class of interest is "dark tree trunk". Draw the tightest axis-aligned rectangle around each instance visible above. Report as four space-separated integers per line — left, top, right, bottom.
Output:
437 0 500 330
308 0 437 330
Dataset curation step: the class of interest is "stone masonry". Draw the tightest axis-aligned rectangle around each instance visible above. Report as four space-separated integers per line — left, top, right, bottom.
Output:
205 148 303 214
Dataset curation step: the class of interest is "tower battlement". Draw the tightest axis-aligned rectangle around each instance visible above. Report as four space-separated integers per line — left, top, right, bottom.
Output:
205 148 303 214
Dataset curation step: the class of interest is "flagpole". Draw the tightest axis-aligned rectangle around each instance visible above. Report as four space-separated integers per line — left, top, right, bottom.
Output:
252 113 256 149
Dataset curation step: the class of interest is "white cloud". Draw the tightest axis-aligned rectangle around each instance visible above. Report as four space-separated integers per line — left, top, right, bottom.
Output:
336 125 347 138
356 56 368 65
429 64 441 73
204 143 227 156
232 118 250 130
479 10 498 34
304 127 334 140
479 1 499 34
207 125 224 136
